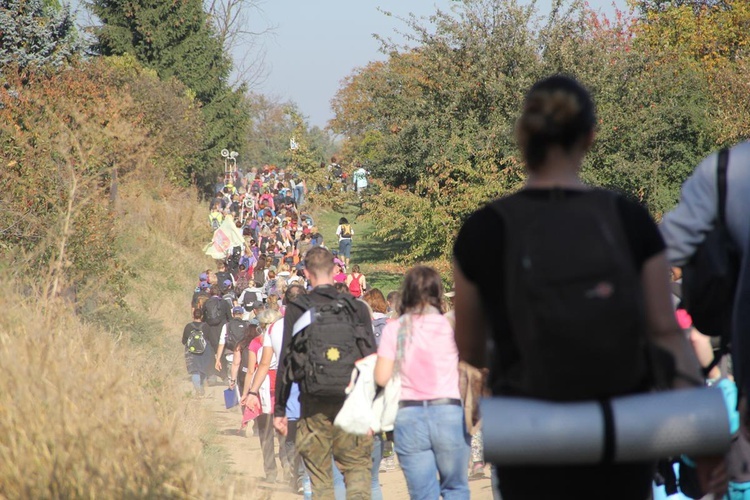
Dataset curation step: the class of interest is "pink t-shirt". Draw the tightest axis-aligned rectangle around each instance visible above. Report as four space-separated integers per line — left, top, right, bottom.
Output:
249 336 264 366
377 313 461 401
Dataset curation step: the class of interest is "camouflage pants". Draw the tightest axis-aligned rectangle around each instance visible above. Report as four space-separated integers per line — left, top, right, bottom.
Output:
296 412 373 499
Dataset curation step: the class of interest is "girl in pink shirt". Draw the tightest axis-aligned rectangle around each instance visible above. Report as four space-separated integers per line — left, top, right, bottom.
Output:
375 266 469 499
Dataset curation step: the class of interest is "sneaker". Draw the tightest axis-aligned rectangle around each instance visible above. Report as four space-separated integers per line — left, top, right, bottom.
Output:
261 472 277 483
470 462 485 479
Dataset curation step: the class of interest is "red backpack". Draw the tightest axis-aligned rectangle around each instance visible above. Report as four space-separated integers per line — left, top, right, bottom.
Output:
349 273 363 297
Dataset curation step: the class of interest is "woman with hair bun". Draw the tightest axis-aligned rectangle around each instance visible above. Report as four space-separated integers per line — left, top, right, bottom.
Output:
452 75 720 498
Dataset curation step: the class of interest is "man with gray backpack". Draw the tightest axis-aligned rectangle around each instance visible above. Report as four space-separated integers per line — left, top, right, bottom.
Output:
215 306 250 378
273 247 376 499
661 141 750 498
202 284 232 381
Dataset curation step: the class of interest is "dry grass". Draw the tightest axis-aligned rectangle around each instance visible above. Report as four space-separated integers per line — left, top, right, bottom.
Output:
0 296 203 498
0 180 228 498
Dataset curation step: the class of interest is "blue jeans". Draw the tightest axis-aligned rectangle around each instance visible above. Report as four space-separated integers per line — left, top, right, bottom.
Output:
338 238 352 259
190 373 205 394
331 435 383 500
394 404 470 500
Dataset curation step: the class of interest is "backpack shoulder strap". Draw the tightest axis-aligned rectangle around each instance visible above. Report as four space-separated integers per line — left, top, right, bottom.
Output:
337 293 362 319
717 148 730 228
290 294 313 315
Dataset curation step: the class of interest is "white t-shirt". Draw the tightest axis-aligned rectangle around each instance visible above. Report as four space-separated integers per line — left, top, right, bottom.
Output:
262 319 283 370
336 224 354 241
219 324 228 345
353 168 368 188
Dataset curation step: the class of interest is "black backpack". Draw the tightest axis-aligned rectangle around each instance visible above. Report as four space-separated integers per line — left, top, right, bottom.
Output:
186 323 207 354
287 293 373 398
216 271 231 287
372 317 388 347
491 189 648 401
253 268 266 287
203 297 224 326
242 289 261 308
225 318 248 352
681 148 739 372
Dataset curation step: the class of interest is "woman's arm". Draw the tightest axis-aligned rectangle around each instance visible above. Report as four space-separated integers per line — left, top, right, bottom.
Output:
246 345 274 412
241 350 258 405
641 252 703 387
453 260 491 368
374 356 395 387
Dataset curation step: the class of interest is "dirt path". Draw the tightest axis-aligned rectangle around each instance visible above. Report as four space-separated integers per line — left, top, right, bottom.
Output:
198 382 495 499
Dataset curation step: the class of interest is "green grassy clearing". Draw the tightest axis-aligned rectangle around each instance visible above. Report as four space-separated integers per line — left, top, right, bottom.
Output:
312 202 406 295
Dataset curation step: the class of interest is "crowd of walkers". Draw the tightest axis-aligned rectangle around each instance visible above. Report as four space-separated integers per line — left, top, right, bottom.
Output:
180 74 750 500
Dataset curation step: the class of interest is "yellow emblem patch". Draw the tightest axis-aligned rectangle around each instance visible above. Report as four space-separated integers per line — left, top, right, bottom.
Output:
326 347 341 362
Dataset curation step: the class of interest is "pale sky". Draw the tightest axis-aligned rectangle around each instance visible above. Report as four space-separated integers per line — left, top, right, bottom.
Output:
252 0 629 127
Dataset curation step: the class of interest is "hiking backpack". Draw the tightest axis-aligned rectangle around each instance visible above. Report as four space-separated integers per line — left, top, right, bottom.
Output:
210 214 221 230
203 297 224 326
348 274 363 298
287 294 373 398
225 318 248 352
372 317 388 346
253 268 266 287
242 289 261 308
491 189 648 401
340 224 352 239
681 148 739 371
216 271 232 288
186 324 207 354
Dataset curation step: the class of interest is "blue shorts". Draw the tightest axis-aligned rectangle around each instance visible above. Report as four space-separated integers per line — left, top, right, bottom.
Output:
339 238 352 258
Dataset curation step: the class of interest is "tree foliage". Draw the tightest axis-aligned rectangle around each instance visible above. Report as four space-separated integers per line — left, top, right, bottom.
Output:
243 94 336 182
632 0 750 143
331 0 735 264
0 57 204 304
0 0 81 69
88 0 249 191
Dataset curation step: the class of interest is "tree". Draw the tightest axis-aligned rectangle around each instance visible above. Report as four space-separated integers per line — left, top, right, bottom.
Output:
0 57 204 303
632 0 750 144
243 94 337 176
330 0 720 264
0 0 81 69
243 92 296 167
204 0 273 87
88 0 249 192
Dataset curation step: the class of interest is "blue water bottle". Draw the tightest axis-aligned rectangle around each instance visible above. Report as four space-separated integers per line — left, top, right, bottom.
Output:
303 473 312 500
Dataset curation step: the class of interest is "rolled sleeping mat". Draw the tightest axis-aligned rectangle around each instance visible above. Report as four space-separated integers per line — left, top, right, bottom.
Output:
482 387 730 465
